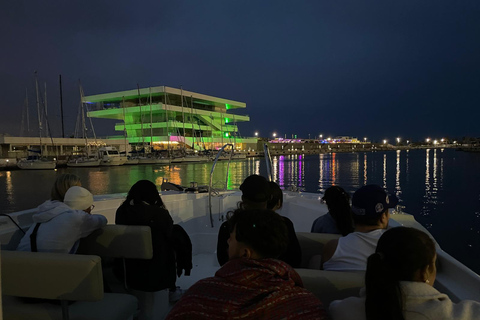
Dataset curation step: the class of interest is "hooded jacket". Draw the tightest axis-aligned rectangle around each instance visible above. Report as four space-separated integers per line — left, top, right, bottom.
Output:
167 258 327 320
16 200 107 254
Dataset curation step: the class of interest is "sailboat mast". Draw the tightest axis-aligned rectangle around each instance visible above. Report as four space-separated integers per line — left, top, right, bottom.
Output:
122 96 127 157
137 84 144 153
181 86 186 152
165 86 170 155
149 87 153 148
59 75 65 138
190 95 195 150
35 72 43 153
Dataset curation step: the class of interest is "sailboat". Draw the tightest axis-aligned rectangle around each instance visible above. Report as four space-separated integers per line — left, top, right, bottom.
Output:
17 73 56 170
67 85 101 167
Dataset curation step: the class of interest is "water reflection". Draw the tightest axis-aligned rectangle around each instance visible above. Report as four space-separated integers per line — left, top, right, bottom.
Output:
318 154 324 192
395 150 401 198
383 153 387 189
363 153 367 185
1 149 478 274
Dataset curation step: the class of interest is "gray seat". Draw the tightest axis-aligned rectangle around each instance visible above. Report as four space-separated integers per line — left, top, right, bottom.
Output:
2 250 137 320
295 232 365 308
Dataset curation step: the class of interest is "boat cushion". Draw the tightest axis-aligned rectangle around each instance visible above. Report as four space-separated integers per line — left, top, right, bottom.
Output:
295 268 365 308
1 250 138 320
76 225 153 259
296 232 341 268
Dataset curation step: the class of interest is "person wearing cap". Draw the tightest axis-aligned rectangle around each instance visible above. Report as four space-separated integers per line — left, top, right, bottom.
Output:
17 186 107 254
321 184 398 271
216 175 302 267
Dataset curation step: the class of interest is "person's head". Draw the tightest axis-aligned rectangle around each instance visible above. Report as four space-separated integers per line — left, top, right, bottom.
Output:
239 175 271 210
267 181 283 211
351 184 398 228
51 174 82 201
365 227 436 320
227 208 288 261
322 186 353 236
126 180 165 208
64 186 94 213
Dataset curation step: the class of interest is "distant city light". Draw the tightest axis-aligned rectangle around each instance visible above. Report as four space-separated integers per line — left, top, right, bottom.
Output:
441 138 445 142
273 132 277 138
426 138 431 143
255 132 258 137
364 137 367 142
319 134 323 139
396 137 401 143
383 140 387 144
434 140 438 145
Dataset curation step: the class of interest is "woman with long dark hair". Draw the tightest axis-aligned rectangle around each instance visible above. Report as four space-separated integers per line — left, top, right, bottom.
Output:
311 186 353 236
329 227 480 320
114 180 192 304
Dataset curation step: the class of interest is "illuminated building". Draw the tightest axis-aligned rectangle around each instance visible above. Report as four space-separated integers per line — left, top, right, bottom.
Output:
83 86 257 151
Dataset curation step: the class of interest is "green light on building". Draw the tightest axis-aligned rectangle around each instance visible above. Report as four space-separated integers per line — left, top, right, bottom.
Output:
225 132 229 137
225 118 229 123
225 104 231 110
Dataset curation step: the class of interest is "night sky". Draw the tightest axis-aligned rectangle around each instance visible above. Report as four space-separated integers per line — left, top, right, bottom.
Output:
2 1 479 142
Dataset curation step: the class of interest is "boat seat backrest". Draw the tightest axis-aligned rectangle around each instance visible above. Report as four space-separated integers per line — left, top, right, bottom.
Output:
1 250 138 320
295 268 365 308
0 228 26 251
76 225 153 259
296 232 341 269
2 250 104 300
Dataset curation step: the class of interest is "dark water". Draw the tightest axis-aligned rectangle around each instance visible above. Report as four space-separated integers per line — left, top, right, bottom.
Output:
1 148 479 274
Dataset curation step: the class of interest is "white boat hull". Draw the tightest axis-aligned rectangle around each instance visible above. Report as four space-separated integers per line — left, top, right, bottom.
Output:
124 159 140 165
67 159 101 167
100 157 127 166
17 160 56 170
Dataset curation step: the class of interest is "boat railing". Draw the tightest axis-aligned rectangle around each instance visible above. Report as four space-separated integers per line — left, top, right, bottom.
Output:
208 143 234 227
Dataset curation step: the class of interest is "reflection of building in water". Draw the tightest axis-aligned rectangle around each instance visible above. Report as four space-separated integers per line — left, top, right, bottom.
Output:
83 86 257 152
363 153 368 185
278 155 285 188
383 153 387 189
318 154 325 192
395 150 401 198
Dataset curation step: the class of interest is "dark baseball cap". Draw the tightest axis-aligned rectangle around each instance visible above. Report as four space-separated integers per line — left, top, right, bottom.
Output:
240 175 271 203
351 185 398 217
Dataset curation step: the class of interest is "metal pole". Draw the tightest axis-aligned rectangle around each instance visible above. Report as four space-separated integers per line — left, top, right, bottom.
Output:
59 75 65 138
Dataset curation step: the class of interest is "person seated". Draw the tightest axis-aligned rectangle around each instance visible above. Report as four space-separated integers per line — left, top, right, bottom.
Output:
17 186 107 253
311 186 354 236
267 180 303 265
114 180 192 300
167 208 328 320
322 184 398 271
329 227 480 320
216 175 302 268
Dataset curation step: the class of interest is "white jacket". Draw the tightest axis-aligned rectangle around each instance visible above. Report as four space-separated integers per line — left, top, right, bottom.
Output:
16 200 107 254
329 281 480 320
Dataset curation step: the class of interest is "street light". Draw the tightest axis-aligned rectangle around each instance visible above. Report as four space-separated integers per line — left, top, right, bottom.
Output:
319 134 323 139
383 140 387 144
273 132 277 138
396 137 401 143
426 138 431 143
254 132 258 137
364 137 367 142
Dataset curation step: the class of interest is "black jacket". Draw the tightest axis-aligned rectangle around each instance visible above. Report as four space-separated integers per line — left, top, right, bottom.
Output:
114 202 191 291
216 216 302 267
